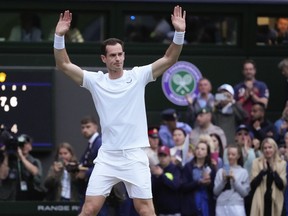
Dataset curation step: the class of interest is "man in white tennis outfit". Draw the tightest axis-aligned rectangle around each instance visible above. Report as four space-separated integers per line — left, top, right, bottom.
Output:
53 5 186 216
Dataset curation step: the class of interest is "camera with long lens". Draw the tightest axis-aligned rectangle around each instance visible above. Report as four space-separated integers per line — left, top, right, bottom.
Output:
0 125 29 158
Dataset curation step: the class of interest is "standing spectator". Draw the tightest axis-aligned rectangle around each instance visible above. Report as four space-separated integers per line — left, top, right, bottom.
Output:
274 103 288 143
223 124 256 177
181 140 216 216
44 142 79 201
210 133 224 165
150 146 181 216
250 138 286 216
278 58 288 104
145 126 160 166
199 134 223 170
213 83 248 144
249 102 279 143
76 116 109 215
170 128 192 167
76 116 103 204
159 108 192 148
213 144 250 216
189 106 227 149
185 77 215 127
252 137 262 158
234 59 269 122
283 132 288 216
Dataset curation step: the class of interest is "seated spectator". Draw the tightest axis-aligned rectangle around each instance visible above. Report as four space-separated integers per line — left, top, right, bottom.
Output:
250 138 286 216
170 128 192 167
189 106 227 149
213 83 248 144
213 144 250 216
44 142 80 201
269 17 288 45
145 126 160 166
248 102 279 143
65 13 84 43
150 146 181 215
234 59 269 123
278 58 288 104
159 108 192 148
185 77 215 127
274 103 288 143
9 12 42 42
181 140 216 216
150 15 173 43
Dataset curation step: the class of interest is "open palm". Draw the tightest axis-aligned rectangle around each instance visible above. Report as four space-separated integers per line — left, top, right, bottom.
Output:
171 5 186 32
55 10 72 36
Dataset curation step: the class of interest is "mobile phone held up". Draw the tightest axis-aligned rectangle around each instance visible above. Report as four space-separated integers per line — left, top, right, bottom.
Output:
215 93 227 101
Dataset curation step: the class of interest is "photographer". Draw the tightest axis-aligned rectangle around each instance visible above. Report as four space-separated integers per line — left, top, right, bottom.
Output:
13 134 44 201
0 132 44 201
44 142 80 201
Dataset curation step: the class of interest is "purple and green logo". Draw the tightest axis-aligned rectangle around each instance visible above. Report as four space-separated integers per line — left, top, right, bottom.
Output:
162 61 202 106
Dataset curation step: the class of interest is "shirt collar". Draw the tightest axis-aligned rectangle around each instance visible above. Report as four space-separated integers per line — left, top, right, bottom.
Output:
89 132 99 144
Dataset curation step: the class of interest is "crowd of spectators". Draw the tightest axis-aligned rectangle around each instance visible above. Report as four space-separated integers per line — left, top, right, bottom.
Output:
0 55 287 216
146 58 288 216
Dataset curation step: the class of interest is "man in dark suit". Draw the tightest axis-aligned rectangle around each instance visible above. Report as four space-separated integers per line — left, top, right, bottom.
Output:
76 115 107 214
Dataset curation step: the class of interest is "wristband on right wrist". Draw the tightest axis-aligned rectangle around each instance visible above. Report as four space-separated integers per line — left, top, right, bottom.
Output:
54 34 65 50
173 31 185 45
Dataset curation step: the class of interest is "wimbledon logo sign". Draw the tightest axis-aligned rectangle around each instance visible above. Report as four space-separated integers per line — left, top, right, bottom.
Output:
162 61 202 106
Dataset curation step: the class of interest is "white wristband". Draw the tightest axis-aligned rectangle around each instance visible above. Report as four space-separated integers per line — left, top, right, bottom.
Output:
54 34 65 50
173 31 185 45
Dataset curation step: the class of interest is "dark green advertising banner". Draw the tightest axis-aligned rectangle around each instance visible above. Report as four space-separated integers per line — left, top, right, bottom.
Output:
0 201 80 216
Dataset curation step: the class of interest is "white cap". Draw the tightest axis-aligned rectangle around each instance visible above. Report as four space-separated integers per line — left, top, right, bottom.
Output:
218 84 234 96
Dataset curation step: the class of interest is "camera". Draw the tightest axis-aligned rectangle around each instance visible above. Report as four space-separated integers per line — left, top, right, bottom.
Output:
65 162 80 173
0 125 29 157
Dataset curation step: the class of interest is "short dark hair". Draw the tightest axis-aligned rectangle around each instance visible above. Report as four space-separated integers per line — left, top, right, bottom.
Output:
80 115 98 125
253 102 266 111
243 59 256 69
101 38 124 55
172 127 187 137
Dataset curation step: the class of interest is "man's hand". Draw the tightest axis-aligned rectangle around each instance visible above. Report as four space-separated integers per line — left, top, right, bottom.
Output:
55 10 72 36
171 5 186 32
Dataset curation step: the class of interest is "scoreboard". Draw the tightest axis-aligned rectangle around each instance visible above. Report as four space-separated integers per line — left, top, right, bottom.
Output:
0 67 54 151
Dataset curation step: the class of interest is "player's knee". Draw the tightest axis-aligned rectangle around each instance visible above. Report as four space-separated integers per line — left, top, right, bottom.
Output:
134 200 155 216
137 206 155 216
81 202 100 216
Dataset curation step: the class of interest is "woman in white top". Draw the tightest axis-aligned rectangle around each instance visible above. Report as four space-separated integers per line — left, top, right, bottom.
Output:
214 144 250 216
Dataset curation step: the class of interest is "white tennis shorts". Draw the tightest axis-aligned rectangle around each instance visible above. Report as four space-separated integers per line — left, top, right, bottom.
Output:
86 147 152 199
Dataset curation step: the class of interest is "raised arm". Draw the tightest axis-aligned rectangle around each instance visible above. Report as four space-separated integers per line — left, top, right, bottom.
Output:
152 5 186 79
54 10 83 85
